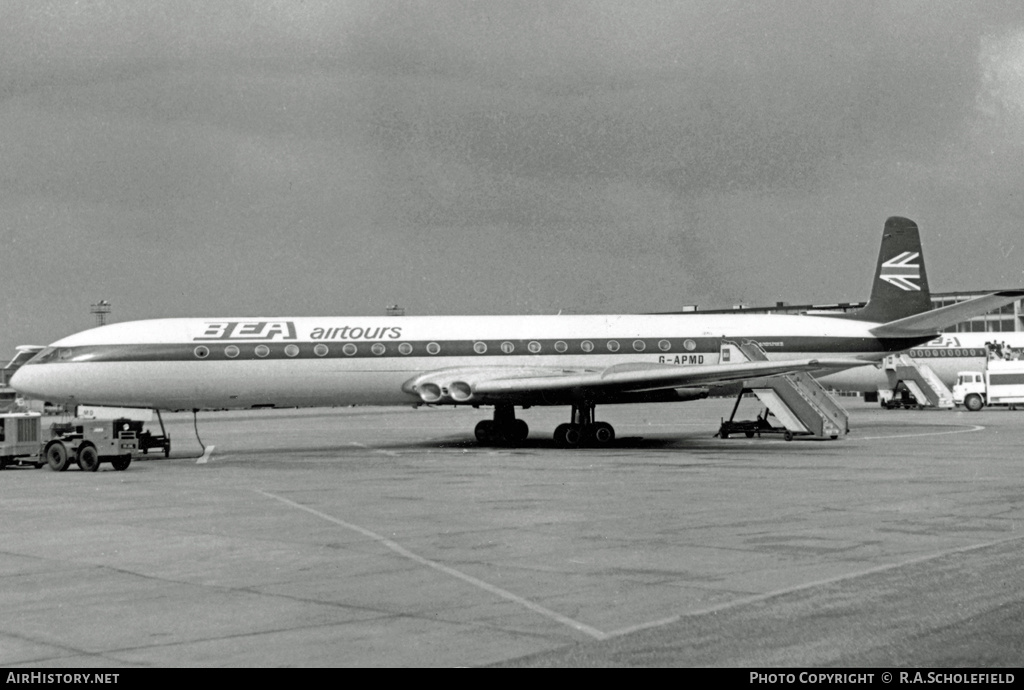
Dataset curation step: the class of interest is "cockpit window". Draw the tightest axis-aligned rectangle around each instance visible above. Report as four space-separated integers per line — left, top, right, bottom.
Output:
25 348 58 364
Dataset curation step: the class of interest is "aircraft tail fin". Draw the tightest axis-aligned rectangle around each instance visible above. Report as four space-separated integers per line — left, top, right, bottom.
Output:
835 216 932 324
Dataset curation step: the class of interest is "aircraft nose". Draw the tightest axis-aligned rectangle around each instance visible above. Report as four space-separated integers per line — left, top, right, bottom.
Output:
9 366 50 399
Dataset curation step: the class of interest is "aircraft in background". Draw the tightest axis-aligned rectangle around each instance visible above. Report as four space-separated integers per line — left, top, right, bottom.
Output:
818 331 1024 399
11 217 1023 447
0 345 45 412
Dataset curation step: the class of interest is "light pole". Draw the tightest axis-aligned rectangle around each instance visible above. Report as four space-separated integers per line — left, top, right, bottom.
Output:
90 300 111 327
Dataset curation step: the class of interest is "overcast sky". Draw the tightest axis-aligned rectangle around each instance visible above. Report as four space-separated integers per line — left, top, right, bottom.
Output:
3 1 1024 356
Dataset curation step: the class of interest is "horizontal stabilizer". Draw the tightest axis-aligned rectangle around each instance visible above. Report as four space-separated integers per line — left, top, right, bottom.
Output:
870 290 1024 337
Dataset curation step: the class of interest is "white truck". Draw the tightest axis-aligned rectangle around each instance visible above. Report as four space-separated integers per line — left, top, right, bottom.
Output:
952 359 1024 411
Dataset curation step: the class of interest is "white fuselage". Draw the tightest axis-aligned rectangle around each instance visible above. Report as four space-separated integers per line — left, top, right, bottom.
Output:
818 332 1024 392
11 313 924 410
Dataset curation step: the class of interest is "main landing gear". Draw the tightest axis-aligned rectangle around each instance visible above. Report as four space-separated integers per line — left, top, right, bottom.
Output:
475 404 529 445
474 402 616 448
553 402 615 448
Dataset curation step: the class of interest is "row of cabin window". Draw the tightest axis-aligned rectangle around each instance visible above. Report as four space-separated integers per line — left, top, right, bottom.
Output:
907 348 983 358
192 338 684 359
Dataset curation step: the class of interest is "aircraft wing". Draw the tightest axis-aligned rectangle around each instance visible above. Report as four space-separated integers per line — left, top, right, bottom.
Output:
403 358 866 405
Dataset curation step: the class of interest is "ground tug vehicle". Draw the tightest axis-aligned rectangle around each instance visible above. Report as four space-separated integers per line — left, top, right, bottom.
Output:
0 412 170 471
43 418 139 471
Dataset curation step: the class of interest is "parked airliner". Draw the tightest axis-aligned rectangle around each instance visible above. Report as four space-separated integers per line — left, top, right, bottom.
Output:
819 331 1024 397
11 217 1023 447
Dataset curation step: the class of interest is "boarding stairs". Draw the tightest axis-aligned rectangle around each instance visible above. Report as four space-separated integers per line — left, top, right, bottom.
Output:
883 354 954 408
720 340 849 440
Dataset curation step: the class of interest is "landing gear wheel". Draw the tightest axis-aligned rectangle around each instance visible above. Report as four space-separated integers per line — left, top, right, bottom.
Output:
554 423 583 448
111 456 132 471
511 419 529 442
477 407 530 446
589 422 615 445
77 445 100 472
475 420 495 444
46 442 70 472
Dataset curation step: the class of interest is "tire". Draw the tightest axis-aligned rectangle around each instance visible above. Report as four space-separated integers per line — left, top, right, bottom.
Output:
474 420 494 444
111 456 131 471
590 422 615 445
554 423 583 448
784 431 794 442
511 419 529 442
46 442 70 472
964 394 984 412
77 445 101 472
744 430 755 438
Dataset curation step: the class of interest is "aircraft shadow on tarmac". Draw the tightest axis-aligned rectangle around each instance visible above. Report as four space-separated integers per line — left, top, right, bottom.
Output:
428 432 850 453
148 432 852 462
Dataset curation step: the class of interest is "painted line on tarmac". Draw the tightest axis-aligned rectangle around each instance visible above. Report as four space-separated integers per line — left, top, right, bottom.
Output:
256 489 608 641
603 533 1024 639
854 424 985 441
348 442 400 457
